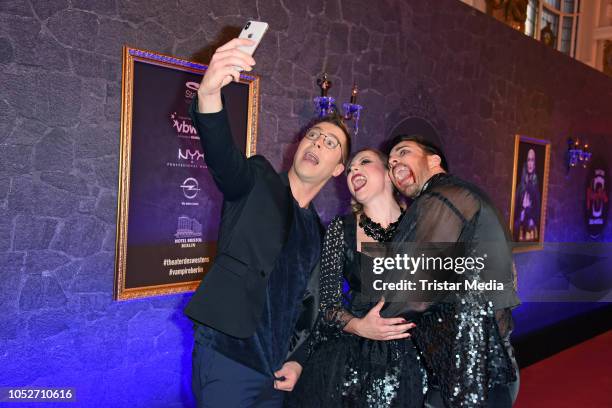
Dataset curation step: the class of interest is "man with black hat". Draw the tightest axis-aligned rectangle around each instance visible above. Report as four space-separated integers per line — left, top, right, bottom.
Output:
386 134 520 407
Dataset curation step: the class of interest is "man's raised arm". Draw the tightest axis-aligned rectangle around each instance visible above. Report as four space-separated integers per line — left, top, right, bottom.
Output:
190 38 258 200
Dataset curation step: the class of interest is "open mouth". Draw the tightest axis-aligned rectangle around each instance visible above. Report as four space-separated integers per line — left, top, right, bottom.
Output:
351 174 367 192
303 151 319 165
392 165 415 187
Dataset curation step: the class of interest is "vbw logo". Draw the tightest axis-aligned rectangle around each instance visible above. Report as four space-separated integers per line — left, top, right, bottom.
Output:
170 112 198 137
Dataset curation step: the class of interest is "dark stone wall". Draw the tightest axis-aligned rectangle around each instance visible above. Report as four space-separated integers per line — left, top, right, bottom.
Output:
1 0 611 406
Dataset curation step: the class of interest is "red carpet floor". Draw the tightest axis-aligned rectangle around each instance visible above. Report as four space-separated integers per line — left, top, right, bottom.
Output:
514 330 612 407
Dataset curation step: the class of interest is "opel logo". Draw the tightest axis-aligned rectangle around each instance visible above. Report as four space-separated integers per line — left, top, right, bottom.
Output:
180 177 200 199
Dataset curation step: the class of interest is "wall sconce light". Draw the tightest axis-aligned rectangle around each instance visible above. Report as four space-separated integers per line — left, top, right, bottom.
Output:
313 73 363 135
567 137 592 171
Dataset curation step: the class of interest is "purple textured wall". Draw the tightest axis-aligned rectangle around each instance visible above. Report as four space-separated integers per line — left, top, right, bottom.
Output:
1 0 611 406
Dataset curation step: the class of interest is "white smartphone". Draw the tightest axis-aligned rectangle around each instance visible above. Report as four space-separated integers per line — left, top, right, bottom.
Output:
237 20 268 57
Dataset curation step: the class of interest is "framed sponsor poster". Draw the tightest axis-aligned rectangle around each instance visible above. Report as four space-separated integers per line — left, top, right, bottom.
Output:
509 135 551 252
114 46 259 300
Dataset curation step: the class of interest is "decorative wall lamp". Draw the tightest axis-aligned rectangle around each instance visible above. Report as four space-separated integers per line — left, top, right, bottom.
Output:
566 137 592 171
313 73 363 135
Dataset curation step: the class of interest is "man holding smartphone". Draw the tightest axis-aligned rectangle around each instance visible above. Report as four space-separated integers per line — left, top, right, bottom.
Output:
185 37 351 407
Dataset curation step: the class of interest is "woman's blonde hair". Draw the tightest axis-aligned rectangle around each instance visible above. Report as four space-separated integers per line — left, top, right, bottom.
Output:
346 148 403 215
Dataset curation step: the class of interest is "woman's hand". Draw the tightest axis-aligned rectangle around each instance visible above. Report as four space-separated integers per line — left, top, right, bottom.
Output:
344 298 415 340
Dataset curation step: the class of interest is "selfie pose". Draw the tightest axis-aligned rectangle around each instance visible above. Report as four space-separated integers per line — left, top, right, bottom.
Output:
184 32 351 407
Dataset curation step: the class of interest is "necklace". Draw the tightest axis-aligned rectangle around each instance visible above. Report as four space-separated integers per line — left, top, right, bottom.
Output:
359 210 404 242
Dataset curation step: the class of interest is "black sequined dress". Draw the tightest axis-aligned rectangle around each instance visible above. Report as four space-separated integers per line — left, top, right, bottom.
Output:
284 215 427 408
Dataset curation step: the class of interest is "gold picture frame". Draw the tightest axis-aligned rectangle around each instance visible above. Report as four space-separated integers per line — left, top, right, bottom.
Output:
509 135 551 252
114 46 260 300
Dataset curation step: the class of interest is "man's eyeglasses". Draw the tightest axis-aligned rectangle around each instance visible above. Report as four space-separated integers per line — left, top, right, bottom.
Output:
304 128 341 150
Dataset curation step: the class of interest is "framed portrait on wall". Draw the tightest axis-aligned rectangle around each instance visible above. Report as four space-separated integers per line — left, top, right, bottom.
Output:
509 135 551 252
114 46 260 300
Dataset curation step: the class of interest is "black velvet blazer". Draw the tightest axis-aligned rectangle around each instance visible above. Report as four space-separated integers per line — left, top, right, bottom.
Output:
184 100 321 363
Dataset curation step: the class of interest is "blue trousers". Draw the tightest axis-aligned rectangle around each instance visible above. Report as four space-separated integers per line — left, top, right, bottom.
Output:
192 340 284 408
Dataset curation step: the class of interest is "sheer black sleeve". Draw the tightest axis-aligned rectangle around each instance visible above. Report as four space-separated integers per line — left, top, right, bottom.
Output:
413 185 477 242
384 185 479 316
318 216 355 332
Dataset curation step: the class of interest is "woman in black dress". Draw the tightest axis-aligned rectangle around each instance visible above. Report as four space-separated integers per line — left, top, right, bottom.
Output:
285 148 427 408
287 145 519 408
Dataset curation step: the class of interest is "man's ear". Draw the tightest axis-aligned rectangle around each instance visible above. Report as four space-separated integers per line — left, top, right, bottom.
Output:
332 163 345 177
427 154 441 169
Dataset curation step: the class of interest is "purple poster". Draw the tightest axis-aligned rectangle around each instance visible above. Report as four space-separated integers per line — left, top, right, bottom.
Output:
114 47 259 300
